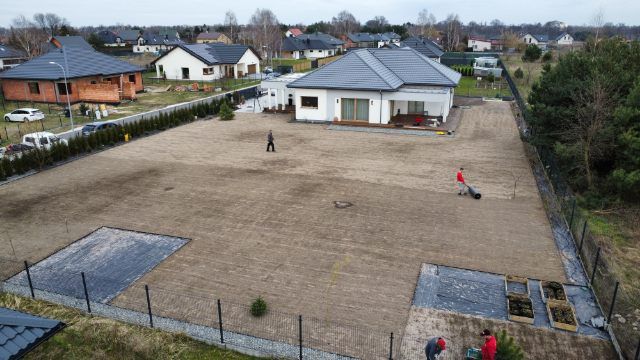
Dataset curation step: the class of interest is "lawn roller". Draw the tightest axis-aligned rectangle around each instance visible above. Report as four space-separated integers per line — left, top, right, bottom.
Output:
467 184 482 199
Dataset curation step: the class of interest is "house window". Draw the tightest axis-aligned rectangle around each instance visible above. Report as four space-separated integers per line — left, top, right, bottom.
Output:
341 98 369 121
203 67 215 75
300 96 318 108
408 101 425 114
57 82 72 95
129 74 136 83
28 82 40 95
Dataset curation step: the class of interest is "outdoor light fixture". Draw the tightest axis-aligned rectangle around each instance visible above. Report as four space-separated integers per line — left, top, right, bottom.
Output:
49 61 74 130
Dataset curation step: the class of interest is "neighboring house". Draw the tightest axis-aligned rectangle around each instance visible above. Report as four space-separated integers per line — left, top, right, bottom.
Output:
134 32 183 53
554 32 574 46
343 33 376 48
468 36 492 52
0 307 65 359
285 28 304 38
489 36 503 51
521 33 549 50
195 32 231 44
49 36 94 51
152 43 261 80
0 44 27 71
282 37 337 59
285 48 461 124
116 30 142 45
296 32 344 52
382 32 401 45
96 30 124 47
0 47 144 104
399 36 444 62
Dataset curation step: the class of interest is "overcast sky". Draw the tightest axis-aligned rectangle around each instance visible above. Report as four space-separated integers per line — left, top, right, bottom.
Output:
1 0 636 28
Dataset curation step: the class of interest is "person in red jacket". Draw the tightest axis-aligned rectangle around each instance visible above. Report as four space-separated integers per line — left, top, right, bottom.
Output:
480 329 497 360
456 167 466 195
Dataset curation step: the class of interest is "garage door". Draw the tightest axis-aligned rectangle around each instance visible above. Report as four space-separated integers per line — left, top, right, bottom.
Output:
248 64 257 74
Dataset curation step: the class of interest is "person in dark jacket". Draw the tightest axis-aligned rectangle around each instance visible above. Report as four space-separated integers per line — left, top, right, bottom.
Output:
425 337 446 359
267 130 275 152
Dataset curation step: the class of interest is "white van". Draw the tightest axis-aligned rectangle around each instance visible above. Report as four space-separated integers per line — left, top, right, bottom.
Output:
22 132 68 150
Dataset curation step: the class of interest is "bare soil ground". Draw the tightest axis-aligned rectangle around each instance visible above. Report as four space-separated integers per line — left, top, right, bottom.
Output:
1 101 572 356
400 307 616 360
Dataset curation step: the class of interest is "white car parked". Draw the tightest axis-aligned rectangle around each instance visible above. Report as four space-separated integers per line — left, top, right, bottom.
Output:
22 132 67 150
4 108 45 122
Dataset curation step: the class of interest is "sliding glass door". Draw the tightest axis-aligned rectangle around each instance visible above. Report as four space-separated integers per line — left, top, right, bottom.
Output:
341 98 369 121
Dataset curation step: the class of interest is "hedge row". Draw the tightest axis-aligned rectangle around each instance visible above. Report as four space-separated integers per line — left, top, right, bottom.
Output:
451 65 474 76
0 97 233 181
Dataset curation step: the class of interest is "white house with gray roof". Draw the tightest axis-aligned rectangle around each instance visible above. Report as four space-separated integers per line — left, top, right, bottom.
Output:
151 43 260 80
284 48 461 124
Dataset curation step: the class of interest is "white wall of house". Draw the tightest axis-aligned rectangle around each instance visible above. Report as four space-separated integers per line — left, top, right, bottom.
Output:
154 47 221 81
236 49 261 76
557 34 574 45
521 34 539 45
303 49 334 59
468 39 491 52
292 86 454 123
134 44 173 53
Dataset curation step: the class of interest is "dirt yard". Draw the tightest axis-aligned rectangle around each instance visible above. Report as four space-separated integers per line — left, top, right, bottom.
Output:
1 101 576 356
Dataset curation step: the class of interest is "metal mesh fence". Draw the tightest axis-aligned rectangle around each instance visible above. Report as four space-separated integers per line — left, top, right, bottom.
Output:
502 63 639 359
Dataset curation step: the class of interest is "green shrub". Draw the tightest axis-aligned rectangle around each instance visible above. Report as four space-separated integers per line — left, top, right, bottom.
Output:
542 51 553 62
219 102 234 120
496 330 524 360
514 67 524 79
2 157 13 178
250 296 268 317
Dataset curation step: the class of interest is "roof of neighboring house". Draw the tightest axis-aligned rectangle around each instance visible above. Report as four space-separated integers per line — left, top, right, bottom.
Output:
49 36 94 51
371 34 391 42
117 30 142 42
152 43 260 66
287 48 460 91
0 307 65 359
399 36 444 58
96 30 118 44
555 32 573 41
382 32 401 40
141 32 183 45
0 47 143 80
196 32 227 41
288 28 303 37
347 33 376 43
296 32 344 46
0 44 26 59
282 37 334 51
468 35 489 42
524 33 549 42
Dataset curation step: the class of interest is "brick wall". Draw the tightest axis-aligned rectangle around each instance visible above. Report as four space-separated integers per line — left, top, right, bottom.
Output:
1 71 143 104
122 82 137 100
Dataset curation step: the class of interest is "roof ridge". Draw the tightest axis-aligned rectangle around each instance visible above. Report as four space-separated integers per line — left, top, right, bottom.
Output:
353 49 402 90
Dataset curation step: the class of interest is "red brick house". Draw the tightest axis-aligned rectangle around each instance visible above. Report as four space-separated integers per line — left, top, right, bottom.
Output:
0 47 143 104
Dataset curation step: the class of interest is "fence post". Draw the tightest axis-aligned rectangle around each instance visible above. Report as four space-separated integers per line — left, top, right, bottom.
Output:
145 284 153 328
388 332 394 360
81 272 91 313
607 281 620 323
579 220 588 253
590 247 601 286
298 315 303 360
23 261 34 298
569 199 576 230
217 299 224 343
635 337 640 360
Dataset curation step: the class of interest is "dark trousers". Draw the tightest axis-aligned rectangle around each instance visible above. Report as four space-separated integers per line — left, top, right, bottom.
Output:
266 141 275 152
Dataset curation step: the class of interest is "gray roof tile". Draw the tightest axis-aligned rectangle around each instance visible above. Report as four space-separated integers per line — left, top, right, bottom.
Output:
0 45 26 59
288 48 460 91
50 36 94 51
0 307 64 360
0 47 142 80
154 43 258 66
400 37 444 58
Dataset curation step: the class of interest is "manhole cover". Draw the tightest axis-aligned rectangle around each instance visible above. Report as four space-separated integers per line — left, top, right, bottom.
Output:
334 201 353 209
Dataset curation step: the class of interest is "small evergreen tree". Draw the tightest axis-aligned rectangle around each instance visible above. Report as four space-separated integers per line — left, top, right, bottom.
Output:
542 51 553 62
250 296 268 317
514 67 524 80
496 330 525 360
219 102 235 120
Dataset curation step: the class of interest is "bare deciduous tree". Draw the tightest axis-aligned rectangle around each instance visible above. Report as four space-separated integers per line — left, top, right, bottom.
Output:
443 14 462 51
9 15 48 59
365 16 388 33
224 10 238 43
590 8 605 46
249 8 281 59
33 12 68 36
416 9 437 38
331 10 360 36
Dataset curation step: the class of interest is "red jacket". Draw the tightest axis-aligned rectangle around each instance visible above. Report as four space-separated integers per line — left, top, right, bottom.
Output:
481 336 497 360
456 171 465 183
